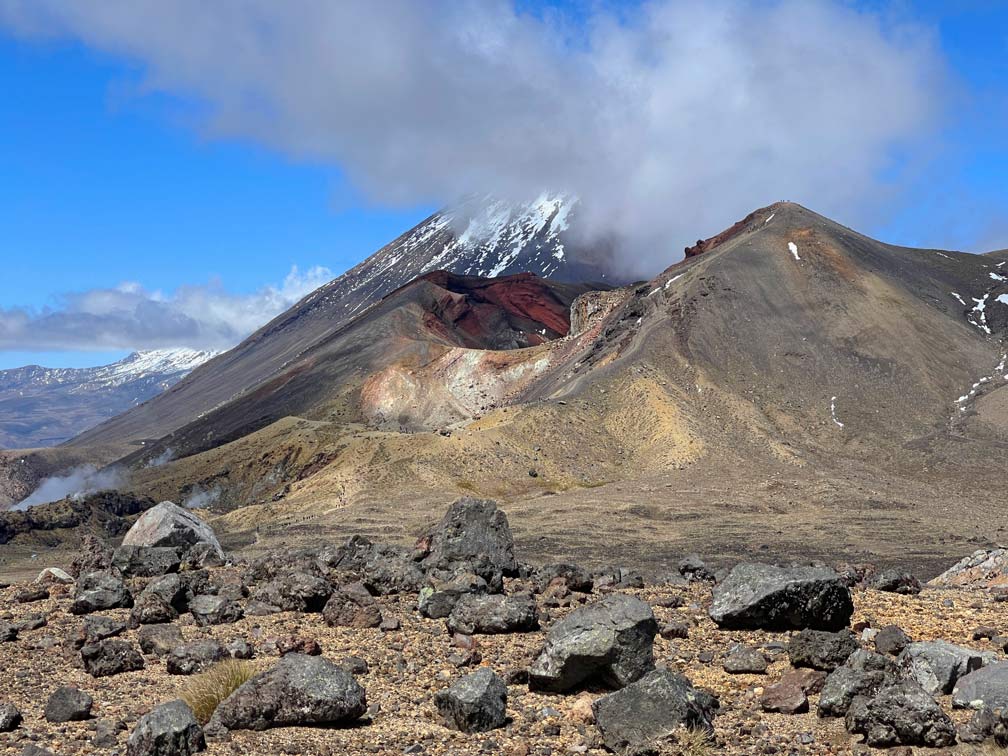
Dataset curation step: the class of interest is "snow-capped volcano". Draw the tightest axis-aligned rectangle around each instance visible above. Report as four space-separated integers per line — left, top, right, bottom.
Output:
72 193 619 448
0 348 217 449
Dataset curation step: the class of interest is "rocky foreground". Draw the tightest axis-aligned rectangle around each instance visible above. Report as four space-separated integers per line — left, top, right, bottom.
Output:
1 499 1008 755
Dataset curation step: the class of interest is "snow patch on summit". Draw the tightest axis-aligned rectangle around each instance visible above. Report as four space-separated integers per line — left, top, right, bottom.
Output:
788 242 801 261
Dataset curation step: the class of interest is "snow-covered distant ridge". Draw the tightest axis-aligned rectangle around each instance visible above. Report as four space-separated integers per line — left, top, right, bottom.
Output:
0 348 218 448
0 348 217 393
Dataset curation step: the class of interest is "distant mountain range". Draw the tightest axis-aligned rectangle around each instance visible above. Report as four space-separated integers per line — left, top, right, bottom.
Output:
0 349 216 448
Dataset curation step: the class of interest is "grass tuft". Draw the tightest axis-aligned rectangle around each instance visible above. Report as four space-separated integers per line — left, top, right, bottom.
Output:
179 658 261 724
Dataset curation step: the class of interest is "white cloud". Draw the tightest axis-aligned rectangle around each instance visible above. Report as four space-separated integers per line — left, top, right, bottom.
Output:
0 265 333 352
0 0 948 276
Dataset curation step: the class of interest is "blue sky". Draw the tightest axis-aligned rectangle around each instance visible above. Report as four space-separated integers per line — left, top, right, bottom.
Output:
0 0 1005 369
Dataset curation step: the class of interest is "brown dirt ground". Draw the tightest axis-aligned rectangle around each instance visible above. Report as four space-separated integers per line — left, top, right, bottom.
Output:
2 574 1007 755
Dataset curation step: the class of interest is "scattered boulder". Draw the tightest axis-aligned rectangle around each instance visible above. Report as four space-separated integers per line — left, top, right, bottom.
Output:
534 563 593 593
0 622 18 643
44 686 93 723
0 702 21 732
419 498 518 580
898 640 989 695
958 706 1008 745
319 535 424 595
722 644 767 674
167 639 229 675
214 653 367 731
446 593 539 635
434 667 507 733
869 568 921 595
418 574 487 619
126 699 206 756
592 668 718 751
250 571 332 613
679 554 715 583
761 668 825 714
81 639 145 677
845 679 956 748
874 624 910 656
138 624 184 656
788 629 859 671
818 663 888 718
709 563 853 631
73 615 127 648
112 545 183 578
952 661 1008 710
528 593 658 692
323 582 383 628
14 584 49 603
929 548 1008 589
190 594 244 626
71 572 133 615
121 501 225 560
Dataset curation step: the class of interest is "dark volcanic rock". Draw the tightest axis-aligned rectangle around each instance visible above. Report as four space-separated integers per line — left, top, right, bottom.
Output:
0 703 21 732
418 573 487 619
167 639 229 675
0 622 18 643
722 644 767 674
322 582 383 628
709 563 853 631
112 545 182 578
250 571 332 613
14 584 49 603
592 668 718 751
44 686 93 723
445 593 539 635
139 624 184 656
214 653 367 731
869 568 921 595
434 667 507 733
874 624 910 656
73 615 127 649
126 699 206 756
420 497 518 581
81 639 145 677
318 535 424 595
71 572 133 615
528 593 658 692
788 629 859 671
534 563 593 593
190 594 244 626
845 679 956 748
952 661 1008 710
819 667 887 718
898 640 989 695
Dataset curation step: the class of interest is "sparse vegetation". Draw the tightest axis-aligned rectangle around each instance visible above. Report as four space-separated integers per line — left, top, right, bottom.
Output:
179 658 261 724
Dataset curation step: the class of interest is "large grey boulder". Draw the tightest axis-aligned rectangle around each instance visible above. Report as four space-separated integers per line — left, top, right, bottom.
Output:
126 699 205 756
788 629 859 671
528 593 658 692
121 501 224 560
44 687 93 723
419 573 487 619
952 662 1008 710
434 668 507 733
318 535 424 595
71 572 133 615
214 653 367 731
845 679 956 748
709 563 853 631
139 624 184 657
446 593 539 635
420 498 517 580
592 668 718 751
898 640 990 695
818 649 895 717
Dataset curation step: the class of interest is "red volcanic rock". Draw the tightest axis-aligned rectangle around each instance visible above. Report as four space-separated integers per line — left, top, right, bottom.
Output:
684 206 776 258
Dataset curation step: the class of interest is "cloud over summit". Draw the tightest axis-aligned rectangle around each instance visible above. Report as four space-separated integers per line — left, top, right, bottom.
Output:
0 0 949 275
